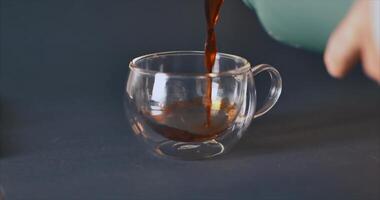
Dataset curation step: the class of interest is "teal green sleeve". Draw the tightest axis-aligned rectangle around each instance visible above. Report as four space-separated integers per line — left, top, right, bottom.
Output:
242 0 354 52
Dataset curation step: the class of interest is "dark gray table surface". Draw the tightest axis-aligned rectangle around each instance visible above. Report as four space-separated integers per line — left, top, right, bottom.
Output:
1 0 379 199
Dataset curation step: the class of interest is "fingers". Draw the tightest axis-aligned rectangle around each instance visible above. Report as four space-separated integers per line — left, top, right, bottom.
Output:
324 24 360 79
361 0 380 84
361 39 380 84
324 1 361 79
324 0 380 84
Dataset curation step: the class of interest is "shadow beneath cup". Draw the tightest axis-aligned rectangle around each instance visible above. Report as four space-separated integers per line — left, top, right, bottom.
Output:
225 101 380 159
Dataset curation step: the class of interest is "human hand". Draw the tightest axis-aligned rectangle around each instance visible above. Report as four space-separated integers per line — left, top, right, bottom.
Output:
324 0 380 84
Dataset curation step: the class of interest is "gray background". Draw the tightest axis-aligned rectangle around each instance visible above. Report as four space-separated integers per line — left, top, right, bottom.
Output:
1 0 379 199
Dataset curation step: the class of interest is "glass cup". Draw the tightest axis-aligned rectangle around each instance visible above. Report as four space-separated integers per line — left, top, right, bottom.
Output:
125 51 282 160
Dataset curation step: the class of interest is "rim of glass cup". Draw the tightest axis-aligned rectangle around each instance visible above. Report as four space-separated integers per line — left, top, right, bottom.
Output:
129 51 251 78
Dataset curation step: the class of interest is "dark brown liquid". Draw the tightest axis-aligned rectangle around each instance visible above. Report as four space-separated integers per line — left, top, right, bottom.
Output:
204 0 224 127
145 99 237 142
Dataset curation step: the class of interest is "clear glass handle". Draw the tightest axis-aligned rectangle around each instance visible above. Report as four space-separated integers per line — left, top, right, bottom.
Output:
251 64 282 118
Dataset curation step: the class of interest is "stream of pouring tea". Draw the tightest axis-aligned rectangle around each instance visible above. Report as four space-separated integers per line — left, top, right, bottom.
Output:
142 0 229 142
204 0 224 127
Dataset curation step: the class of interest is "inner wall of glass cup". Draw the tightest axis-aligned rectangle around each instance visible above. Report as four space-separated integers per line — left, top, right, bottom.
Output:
132 52 248 74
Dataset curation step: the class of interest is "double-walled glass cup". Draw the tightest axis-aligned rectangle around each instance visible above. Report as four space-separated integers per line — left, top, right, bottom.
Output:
125 51 282 160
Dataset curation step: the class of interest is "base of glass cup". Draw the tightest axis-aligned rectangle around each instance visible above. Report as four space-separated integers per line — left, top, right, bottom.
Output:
154 139 225 160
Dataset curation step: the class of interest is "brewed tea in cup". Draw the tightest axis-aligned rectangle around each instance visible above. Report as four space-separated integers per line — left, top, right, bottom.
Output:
125 51 282 159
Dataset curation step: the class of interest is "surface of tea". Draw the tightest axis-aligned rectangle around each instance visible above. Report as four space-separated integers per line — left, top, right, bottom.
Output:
204 0 224 127
145 99 238 142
